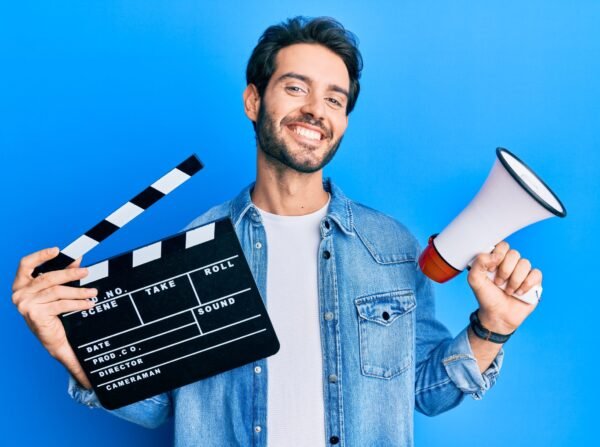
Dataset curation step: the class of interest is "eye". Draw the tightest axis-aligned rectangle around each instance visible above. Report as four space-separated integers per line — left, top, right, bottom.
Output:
326 97 344 108
285 85 306 94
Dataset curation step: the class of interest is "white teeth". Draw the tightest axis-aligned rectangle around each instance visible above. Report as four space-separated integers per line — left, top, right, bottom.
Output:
293 126 321 141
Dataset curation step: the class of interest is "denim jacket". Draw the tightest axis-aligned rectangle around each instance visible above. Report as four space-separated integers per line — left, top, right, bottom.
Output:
69 179 503 447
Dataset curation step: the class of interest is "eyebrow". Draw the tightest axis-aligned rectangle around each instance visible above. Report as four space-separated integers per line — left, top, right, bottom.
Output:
275 72 349 99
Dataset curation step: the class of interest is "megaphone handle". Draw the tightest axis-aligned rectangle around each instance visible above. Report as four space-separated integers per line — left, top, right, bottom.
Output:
485 270 542 305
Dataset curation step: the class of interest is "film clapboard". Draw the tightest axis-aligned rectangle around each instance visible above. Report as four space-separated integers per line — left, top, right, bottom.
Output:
35 155 279 410
62 218 279 409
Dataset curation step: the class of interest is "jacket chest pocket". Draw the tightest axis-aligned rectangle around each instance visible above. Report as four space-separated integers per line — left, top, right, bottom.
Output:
354 290 416 379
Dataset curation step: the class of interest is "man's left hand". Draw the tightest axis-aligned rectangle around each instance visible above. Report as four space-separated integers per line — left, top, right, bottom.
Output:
467 241 542 335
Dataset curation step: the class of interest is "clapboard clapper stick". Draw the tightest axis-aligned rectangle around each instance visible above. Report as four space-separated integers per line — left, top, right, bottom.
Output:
32 155 204 277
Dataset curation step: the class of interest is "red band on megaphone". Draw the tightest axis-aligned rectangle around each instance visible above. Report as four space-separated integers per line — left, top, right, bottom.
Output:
418 235 461 283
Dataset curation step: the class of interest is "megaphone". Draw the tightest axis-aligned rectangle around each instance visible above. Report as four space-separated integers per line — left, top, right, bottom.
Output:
418 147 566 305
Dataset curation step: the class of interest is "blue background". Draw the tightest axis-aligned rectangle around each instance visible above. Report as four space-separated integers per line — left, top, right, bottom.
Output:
1 1 598 445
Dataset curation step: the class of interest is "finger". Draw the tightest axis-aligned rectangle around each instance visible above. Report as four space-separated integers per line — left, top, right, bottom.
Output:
471 241 510 276
515 268 543 296
471 252 495 274
67 257 83 269
504 258 532 295
494 249 521 286
28 267 89 294
18 247 60 272
34 285 98 304
468 252 498 291
491 241 510 264
46 299 95 317
13 247 60 291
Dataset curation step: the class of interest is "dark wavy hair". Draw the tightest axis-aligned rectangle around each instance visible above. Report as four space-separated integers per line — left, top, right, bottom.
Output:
246 16 363 115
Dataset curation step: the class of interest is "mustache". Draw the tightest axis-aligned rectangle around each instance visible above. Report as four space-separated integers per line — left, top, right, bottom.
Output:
281 114 332 139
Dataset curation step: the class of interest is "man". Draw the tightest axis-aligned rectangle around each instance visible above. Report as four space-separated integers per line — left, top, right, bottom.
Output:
12 16 541 446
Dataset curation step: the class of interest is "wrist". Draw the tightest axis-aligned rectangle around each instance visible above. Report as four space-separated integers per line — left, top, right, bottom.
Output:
477 309 518 334
469 310 515 344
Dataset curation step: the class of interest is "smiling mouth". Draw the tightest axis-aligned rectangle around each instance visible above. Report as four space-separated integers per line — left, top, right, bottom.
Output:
286 124 326 142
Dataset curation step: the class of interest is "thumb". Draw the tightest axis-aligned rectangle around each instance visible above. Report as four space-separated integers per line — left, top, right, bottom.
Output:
467 251 502 292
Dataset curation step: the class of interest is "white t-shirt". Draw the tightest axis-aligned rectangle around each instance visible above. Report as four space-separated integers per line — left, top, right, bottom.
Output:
257 198 329 447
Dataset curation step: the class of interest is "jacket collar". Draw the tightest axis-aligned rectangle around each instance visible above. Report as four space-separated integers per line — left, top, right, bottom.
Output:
230 178 355 235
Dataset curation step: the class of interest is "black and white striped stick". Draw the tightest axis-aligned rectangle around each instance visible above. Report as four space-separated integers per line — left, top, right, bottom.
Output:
32 154 204 277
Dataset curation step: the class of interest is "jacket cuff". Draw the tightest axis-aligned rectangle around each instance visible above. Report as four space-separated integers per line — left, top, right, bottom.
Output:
442 326 504 400
67 375 103 408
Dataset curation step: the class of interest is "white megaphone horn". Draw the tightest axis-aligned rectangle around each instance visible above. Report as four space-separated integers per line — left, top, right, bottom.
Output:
418 148 567 305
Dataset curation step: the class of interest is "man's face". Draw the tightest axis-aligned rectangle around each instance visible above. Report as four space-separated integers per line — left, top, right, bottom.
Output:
252 44 350 174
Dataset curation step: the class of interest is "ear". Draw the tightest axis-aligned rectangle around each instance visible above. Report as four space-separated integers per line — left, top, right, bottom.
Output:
243 84 261 122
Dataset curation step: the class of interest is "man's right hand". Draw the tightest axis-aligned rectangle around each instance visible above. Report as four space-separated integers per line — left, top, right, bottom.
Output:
12 247 98 389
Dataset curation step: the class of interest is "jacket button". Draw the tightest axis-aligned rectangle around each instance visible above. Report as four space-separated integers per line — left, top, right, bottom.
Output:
328 374 338 383
382 311 390 321
255 242 262 249
254 366 262 374
324 312 334 321
324 220 331 229
254 426 262 433
323 250 331 259
330 435 340 444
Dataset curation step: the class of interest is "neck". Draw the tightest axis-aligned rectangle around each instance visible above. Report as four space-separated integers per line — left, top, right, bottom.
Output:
252 149 329 216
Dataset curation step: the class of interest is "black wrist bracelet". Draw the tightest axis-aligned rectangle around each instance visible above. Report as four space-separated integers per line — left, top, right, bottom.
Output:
469 310 515 344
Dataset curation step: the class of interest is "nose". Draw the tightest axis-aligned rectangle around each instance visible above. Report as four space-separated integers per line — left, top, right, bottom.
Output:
300 91 326 121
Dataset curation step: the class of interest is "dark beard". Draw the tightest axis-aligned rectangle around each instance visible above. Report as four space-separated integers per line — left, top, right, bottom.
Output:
255 103 343 174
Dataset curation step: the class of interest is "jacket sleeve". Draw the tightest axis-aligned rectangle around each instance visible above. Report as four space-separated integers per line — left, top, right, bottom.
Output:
68 376 172 429
413 263 503 416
